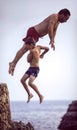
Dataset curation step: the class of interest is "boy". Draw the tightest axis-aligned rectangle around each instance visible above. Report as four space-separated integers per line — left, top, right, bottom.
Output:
20 42 49 103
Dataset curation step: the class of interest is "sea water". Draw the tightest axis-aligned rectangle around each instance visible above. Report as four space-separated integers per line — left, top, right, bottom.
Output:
10 100 71 130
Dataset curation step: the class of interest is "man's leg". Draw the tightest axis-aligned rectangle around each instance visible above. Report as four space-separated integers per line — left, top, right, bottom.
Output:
9 44 30 76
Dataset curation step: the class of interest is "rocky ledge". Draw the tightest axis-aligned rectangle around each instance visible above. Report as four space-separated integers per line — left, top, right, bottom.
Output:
0 83 34 130
58 100 77 130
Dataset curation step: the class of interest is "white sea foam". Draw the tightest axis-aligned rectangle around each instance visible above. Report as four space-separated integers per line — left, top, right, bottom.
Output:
10 100 71 130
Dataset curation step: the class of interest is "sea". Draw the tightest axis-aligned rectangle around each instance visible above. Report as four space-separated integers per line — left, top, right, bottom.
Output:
10 100 71 130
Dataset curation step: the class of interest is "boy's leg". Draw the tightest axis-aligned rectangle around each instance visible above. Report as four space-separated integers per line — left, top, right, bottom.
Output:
28 75 44 103
9 44 31 76
20 73 33 103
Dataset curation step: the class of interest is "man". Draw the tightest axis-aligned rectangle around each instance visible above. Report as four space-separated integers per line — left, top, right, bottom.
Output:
20 42 49 103
9 8 71 76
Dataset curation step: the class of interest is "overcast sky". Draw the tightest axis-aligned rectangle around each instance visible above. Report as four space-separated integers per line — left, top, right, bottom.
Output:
0 0 77 101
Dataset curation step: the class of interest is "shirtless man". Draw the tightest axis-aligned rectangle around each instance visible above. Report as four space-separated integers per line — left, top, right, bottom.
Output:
9 8 71 76
20 42 49 103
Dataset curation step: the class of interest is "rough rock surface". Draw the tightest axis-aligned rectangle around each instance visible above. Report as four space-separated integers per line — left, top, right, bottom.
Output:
0 83 34 130
58 100 77 130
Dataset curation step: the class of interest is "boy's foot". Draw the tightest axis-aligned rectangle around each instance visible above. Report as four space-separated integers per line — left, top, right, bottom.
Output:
27 93 33 103
9 62 15 76
39 95 44 104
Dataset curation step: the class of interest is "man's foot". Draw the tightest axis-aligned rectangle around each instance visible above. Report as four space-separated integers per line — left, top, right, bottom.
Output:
27 93 33 103
39 94 44 104
9 62 15 76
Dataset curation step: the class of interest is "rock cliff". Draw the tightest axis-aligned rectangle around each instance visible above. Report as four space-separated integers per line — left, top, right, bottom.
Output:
0 83 34 130
58 100 77 130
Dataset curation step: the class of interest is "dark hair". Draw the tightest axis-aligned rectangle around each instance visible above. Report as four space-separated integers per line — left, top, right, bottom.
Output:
58 8 71 16
25 37 35 45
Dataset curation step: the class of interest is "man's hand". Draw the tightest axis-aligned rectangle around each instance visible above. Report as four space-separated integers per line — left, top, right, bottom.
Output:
49 41 55 51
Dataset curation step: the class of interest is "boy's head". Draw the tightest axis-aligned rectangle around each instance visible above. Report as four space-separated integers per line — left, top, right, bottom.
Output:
25 37 35 45
25 37 35 49
30 43 35 49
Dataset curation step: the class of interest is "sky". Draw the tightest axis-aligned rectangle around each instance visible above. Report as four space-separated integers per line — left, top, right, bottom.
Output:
0 0 77 101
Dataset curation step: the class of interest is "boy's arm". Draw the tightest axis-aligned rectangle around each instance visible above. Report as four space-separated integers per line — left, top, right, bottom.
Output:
38 45 49 58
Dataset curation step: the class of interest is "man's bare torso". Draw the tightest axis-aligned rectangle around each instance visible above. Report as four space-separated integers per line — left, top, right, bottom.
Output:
34 14 59 37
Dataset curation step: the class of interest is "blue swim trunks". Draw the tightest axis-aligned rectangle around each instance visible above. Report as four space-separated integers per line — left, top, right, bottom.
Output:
25 67 40 77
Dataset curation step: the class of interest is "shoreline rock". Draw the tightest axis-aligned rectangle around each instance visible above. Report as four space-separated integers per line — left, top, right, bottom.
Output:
0 83 34 130
58 100 77 130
